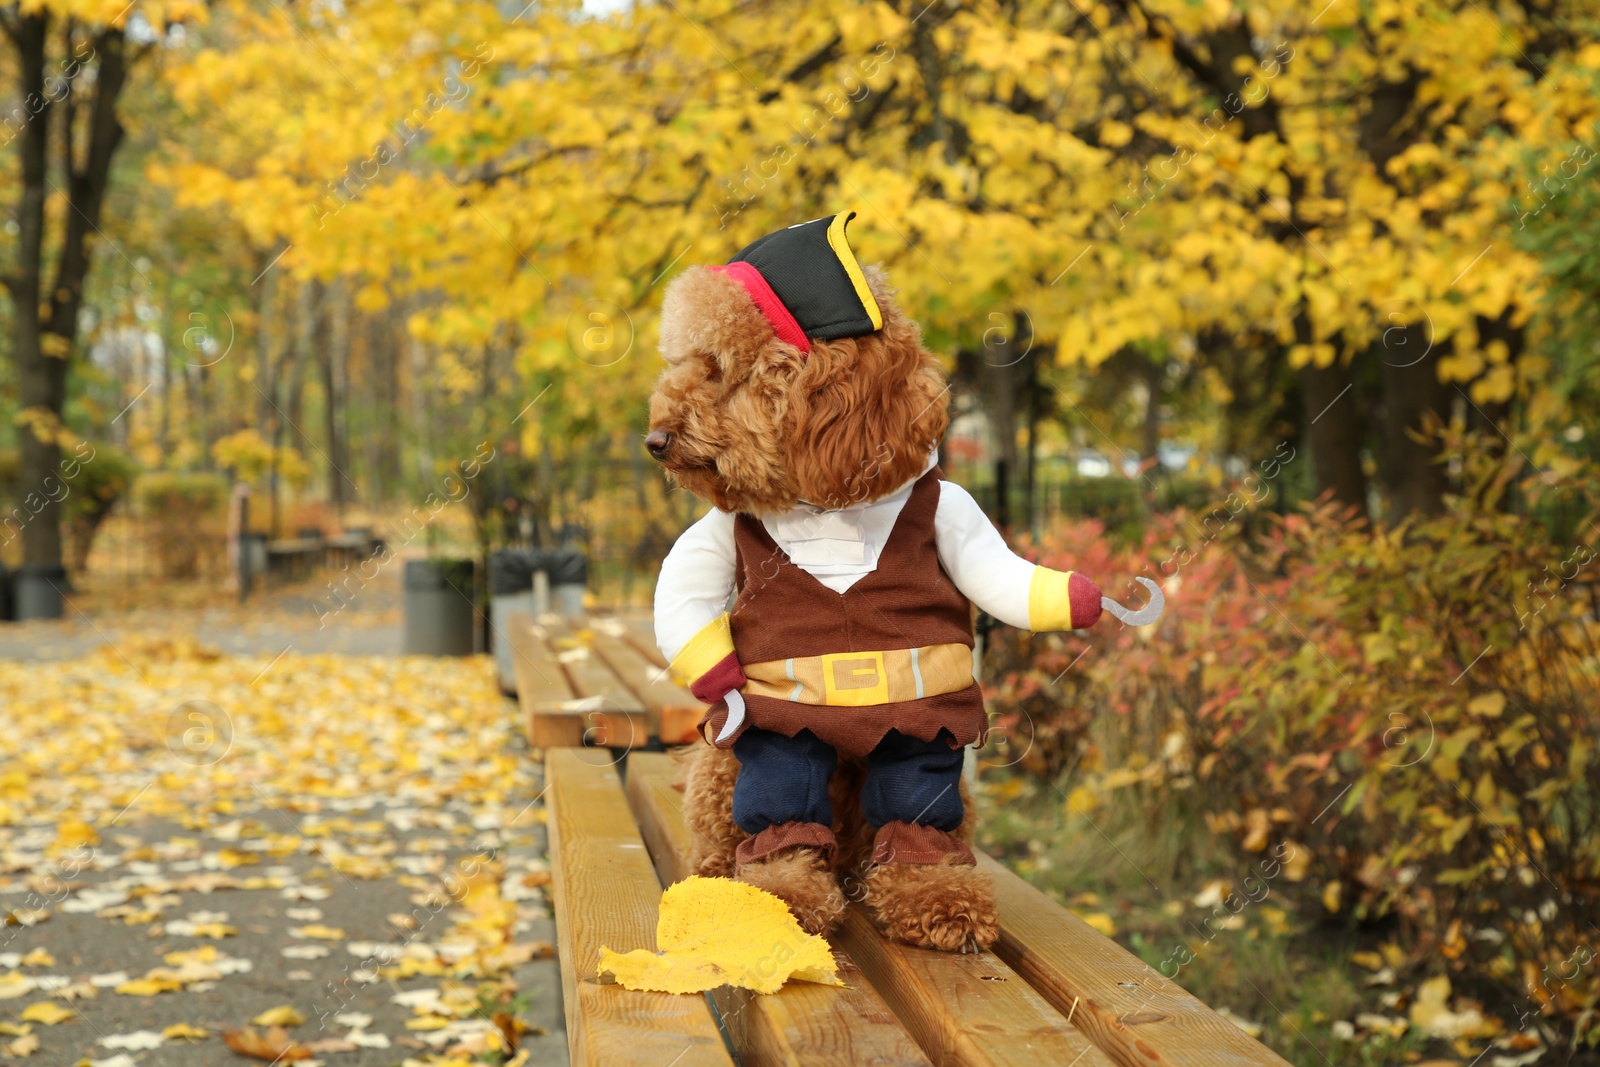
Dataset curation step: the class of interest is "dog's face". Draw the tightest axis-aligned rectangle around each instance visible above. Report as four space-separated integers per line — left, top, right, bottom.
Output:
647 266 949 515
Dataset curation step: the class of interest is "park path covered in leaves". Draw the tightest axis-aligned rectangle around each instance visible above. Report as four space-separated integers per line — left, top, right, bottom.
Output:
0 618 565 1067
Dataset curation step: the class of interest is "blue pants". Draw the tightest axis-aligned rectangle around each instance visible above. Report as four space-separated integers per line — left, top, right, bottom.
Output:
731 727 965 835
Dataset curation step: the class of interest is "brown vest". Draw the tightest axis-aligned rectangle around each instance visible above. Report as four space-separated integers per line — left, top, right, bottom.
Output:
720 468 988 759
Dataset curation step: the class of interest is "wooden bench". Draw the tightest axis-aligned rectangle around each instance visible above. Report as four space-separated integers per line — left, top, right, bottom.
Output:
265 536 324 582
545 748 1293 1067
509 613 702 748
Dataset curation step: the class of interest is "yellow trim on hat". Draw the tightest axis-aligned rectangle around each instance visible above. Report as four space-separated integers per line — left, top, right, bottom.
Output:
826 212 884 331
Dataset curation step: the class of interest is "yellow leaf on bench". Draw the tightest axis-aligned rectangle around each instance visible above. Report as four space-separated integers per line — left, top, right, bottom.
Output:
599 877 841 995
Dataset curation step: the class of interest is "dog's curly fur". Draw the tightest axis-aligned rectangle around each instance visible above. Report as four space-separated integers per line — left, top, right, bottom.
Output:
653 262 996 952
649 266 949 515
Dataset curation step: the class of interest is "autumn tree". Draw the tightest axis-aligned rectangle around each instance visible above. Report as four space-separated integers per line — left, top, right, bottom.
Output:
156 0 1598 531
0 2 199 575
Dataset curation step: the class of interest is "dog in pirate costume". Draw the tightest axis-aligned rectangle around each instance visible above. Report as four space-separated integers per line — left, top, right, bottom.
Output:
647 213 1163 951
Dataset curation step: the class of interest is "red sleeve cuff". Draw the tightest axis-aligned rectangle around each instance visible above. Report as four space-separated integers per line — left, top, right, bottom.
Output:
1069 572 1103 629
689 651 746 704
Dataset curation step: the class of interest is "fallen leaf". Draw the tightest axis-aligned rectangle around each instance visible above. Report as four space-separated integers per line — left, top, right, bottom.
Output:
288 924 346 940
1409 974 1492 1038
222 1026 312 1062
114 975 183 996
281 945 330 960
1072 910 1117 937
304 1038 359 1053
251 1005 306 1027
19 1001 74 1025
162 1023 210 1040
599 876 841 995
5 1033 39 1057
100 1030 165 1050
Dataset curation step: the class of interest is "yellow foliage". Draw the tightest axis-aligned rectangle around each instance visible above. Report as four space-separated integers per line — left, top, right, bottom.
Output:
599 877 841 995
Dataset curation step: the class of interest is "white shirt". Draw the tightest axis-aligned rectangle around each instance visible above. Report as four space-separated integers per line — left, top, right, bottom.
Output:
654 469 1040 664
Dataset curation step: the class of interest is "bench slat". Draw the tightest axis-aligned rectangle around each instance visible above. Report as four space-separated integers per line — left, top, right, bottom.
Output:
508 613 583 748
545 749 734 1067
510 614 646 748
554 625 652 749
834 906 1114 1067
591 627 704 744
623 616 669 669
980 856 1291 1067
626 754 932 1067
626 753 1110 1067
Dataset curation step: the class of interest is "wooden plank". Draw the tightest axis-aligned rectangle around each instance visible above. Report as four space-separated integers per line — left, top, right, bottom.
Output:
626 753 932 1067
980 855 1291 1067
834 904 1114 1067
622 615 669 669
511 614 645 748
551 620 651 749
545 749 733 1067
592 625 704 744
507 613 589 748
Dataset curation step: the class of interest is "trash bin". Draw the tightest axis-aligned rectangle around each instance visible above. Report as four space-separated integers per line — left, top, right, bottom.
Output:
239 532 269 597
547 548 588 617
402 559 477 656
488 549 545 693
14 563 67 621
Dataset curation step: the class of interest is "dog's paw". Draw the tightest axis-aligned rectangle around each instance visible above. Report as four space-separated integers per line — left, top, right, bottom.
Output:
736 847 846 936
864 857 999 952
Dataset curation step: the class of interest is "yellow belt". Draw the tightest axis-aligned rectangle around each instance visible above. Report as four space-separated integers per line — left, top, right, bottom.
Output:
742 643 975 708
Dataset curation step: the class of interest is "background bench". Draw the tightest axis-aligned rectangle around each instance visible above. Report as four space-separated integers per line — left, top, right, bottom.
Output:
545 747 1293 1067
509 612 702 748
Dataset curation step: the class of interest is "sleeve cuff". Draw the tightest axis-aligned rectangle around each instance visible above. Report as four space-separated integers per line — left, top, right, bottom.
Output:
669 613 746 699
689 651 747 705
1027 567 1103 631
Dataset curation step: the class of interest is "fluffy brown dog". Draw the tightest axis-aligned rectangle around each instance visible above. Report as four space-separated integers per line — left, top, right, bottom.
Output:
647 216 1160 952
650 263 997 951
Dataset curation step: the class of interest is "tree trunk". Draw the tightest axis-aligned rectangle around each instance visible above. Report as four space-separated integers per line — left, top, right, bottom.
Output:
1377 327 1449 521
318 278 349 517
1298 357 1368 515
255 243 282 430
4 18 130 569
983 328 1018 529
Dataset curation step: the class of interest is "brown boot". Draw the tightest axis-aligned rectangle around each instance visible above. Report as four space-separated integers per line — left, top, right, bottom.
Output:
862 821 998 952
734 821 846 935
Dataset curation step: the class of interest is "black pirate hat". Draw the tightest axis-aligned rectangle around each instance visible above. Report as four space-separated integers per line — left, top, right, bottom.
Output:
710 211 884 355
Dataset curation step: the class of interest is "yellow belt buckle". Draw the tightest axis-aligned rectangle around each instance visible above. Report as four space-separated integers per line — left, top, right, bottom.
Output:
820 650 890 707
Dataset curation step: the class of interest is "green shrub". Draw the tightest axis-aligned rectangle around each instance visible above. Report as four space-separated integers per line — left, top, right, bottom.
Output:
1055 475 1146 539
133 471 229 579
63 444 137 571
985 457 1600 1051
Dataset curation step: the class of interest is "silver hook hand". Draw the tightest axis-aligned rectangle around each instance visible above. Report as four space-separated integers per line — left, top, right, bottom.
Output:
1101 576 1165 627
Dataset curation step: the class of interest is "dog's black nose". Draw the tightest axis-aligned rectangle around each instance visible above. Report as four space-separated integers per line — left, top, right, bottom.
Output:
645 430 672 460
